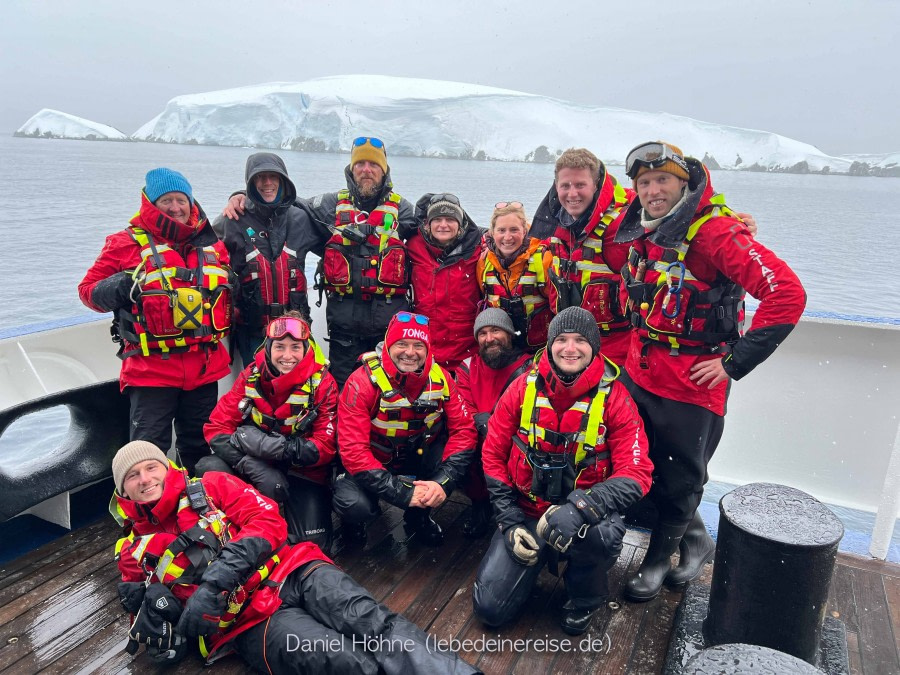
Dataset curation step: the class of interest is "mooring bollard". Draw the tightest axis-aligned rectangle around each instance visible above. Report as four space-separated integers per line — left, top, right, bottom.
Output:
703 482 843 664
683 643 825 674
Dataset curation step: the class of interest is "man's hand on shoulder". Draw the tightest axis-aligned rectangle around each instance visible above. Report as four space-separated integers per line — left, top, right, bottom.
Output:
223 194 247 219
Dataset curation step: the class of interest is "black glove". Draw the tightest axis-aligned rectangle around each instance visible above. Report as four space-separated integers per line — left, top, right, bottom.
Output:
118 581 146 614
473 412 491 441
536 488 606 553
503 524 541 566
209 433 245 468
230 425 284 459
126 583 187 663
90 271 134 312
175 583 227 638
285 437 320 467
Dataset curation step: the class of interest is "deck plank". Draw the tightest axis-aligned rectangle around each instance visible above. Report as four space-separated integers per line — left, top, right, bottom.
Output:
882 574 900 656
850 564 900 675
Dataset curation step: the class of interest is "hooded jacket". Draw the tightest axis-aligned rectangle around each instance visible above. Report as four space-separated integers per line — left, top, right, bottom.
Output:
78 196 231 391
482 349 652 522
214 153 320 330
407 194 485 371
615 157 807 415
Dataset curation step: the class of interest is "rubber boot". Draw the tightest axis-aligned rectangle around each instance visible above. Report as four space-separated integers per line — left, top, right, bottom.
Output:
404 507 444 546
665 511 715 588
462 499 493 539
624 521 688 602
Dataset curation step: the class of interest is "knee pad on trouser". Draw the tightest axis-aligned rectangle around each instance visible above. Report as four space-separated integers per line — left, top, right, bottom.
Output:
194 454 234 477
234 606 380 675
284 476 333 550
235 456 290 502
332 474 381 524
473 527 545 628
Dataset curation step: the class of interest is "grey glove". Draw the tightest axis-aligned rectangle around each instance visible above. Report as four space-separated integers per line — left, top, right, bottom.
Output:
91 271 133 311
286 437 320 467
231 425 287 461
503 524 541 566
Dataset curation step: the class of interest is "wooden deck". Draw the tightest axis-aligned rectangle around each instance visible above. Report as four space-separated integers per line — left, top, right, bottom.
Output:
1 494 898 675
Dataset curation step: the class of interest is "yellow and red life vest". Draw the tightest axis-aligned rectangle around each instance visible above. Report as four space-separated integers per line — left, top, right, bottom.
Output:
548 181 631 333
621 195 745 355
117 227 232 358
243 339 329 434
320 189 408 298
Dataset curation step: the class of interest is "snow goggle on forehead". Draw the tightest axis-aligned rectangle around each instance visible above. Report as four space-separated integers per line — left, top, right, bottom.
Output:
624 142 689 179
394 312 429 326
266 316 311 341
352 136 385 150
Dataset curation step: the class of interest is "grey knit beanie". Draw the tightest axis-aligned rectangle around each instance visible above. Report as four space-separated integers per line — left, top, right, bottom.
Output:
112 440 169 493
473 308 516 339
547 307 601 356
426 199 464 226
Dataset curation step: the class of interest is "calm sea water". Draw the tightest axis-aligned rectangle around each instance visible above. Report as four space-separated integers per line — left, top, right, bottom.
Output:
1 135 900 330
1 136 898 557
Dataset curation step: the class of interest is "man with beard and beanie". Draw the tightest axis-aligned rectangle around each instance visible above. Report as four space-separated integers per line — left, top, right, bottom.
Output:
456 308 534 538
224 136 416 388
333 311 477 546
79 168 232 474
214 153 321 367
407 193 485 373
474 307 652 635
200 312 338 550
110 441 481 674
614 141 806 602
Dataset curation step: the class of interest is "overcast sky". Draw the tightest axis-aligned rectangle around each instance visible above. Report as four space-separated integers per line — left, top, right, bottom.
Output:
2 0 897 155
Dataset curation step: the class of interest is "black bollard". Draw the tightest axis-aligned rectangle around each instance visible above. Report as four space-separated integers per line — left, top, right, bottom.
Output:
683 643 825 674
703 483 843 664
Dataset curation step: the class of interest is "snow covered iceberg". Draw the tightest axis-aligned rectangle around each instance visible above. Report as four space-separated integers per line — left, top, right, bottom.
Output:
132 74 857 174
15 108 128 141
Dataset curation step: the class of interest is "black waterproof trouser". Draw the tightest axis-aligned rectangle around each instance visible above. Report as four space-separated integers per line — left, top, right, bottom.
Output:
234 562 481 674
195 454 333 551
619 373 726 525
127 382 218 474
472 515 623 628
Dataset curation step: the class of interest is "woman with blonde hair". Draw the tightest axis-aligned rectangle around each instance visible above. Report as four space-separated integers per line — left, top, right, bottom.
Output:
476 201 554 351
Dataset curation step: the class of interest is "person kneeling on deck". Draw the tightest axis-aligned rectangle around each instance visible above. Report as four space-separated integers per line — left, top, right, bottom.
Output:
200 312 337 551
474 307 653 635
333 311 477 546
111 441 480 673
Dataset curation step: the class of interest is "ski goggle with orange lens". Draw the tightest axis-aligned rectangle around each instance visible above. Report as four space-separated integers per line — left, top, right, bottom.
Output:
266 316 311 341
352 136 385 149
394 312 429 326
494 201 524 209
624 142 689 179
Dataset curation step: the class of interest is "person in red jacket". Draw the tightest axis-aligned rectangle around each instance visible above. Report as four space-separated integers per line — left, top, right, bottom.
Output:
475 307 653 635
78 168 232 473
406 193 485 373
111 440 479 673
334 311 477 546
201 312 337 550
615 141 807 602
456 308 534 538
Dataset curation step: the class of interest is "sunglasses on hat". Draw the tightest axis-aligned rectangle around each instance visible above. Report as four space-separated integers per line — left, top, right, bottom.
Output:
494 201 524 209
394 311 429 326
429 193 460 206
624 142 689 179
352 136 385 149
266 316 311 341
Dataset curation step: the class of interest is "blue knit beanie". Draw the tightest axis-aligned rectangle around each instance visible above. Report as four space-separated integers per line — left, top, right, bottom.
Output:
144 168 193 206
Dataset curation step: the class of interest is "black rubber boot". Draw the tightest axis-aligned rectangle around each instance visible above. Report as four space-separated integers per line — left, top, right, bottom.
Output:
665 511 715 588
404 508 444 546
462 499 493 539
624 521 688 602
560 600 603 636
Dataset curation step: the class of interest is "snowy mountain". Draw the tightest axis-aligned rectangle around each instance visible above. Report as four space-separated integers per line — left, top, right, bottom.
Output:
14 108 128 141
839 152 900 177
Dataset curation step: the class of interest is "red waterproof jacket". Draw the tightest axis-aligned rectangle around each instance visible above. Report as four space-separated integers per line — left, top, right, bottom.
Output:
406 226 484 372
78 197 231 391
456 352 534 416
615 160 806 416
113 465 330 659
204 344 338 485
482 351 652 520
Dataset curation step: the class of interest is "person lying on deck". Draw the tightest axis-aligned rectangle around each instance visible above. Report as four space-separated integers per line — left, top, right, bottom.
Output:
110 440 480 673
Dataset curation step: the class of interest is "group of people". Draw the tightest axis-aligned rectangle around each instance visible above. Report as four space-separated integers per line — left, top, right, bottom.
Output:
80 136 806 671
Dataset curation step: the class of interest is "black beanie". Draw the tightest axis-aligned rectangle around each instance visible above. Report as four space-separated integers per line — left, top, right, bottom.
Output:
547 307 601 356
